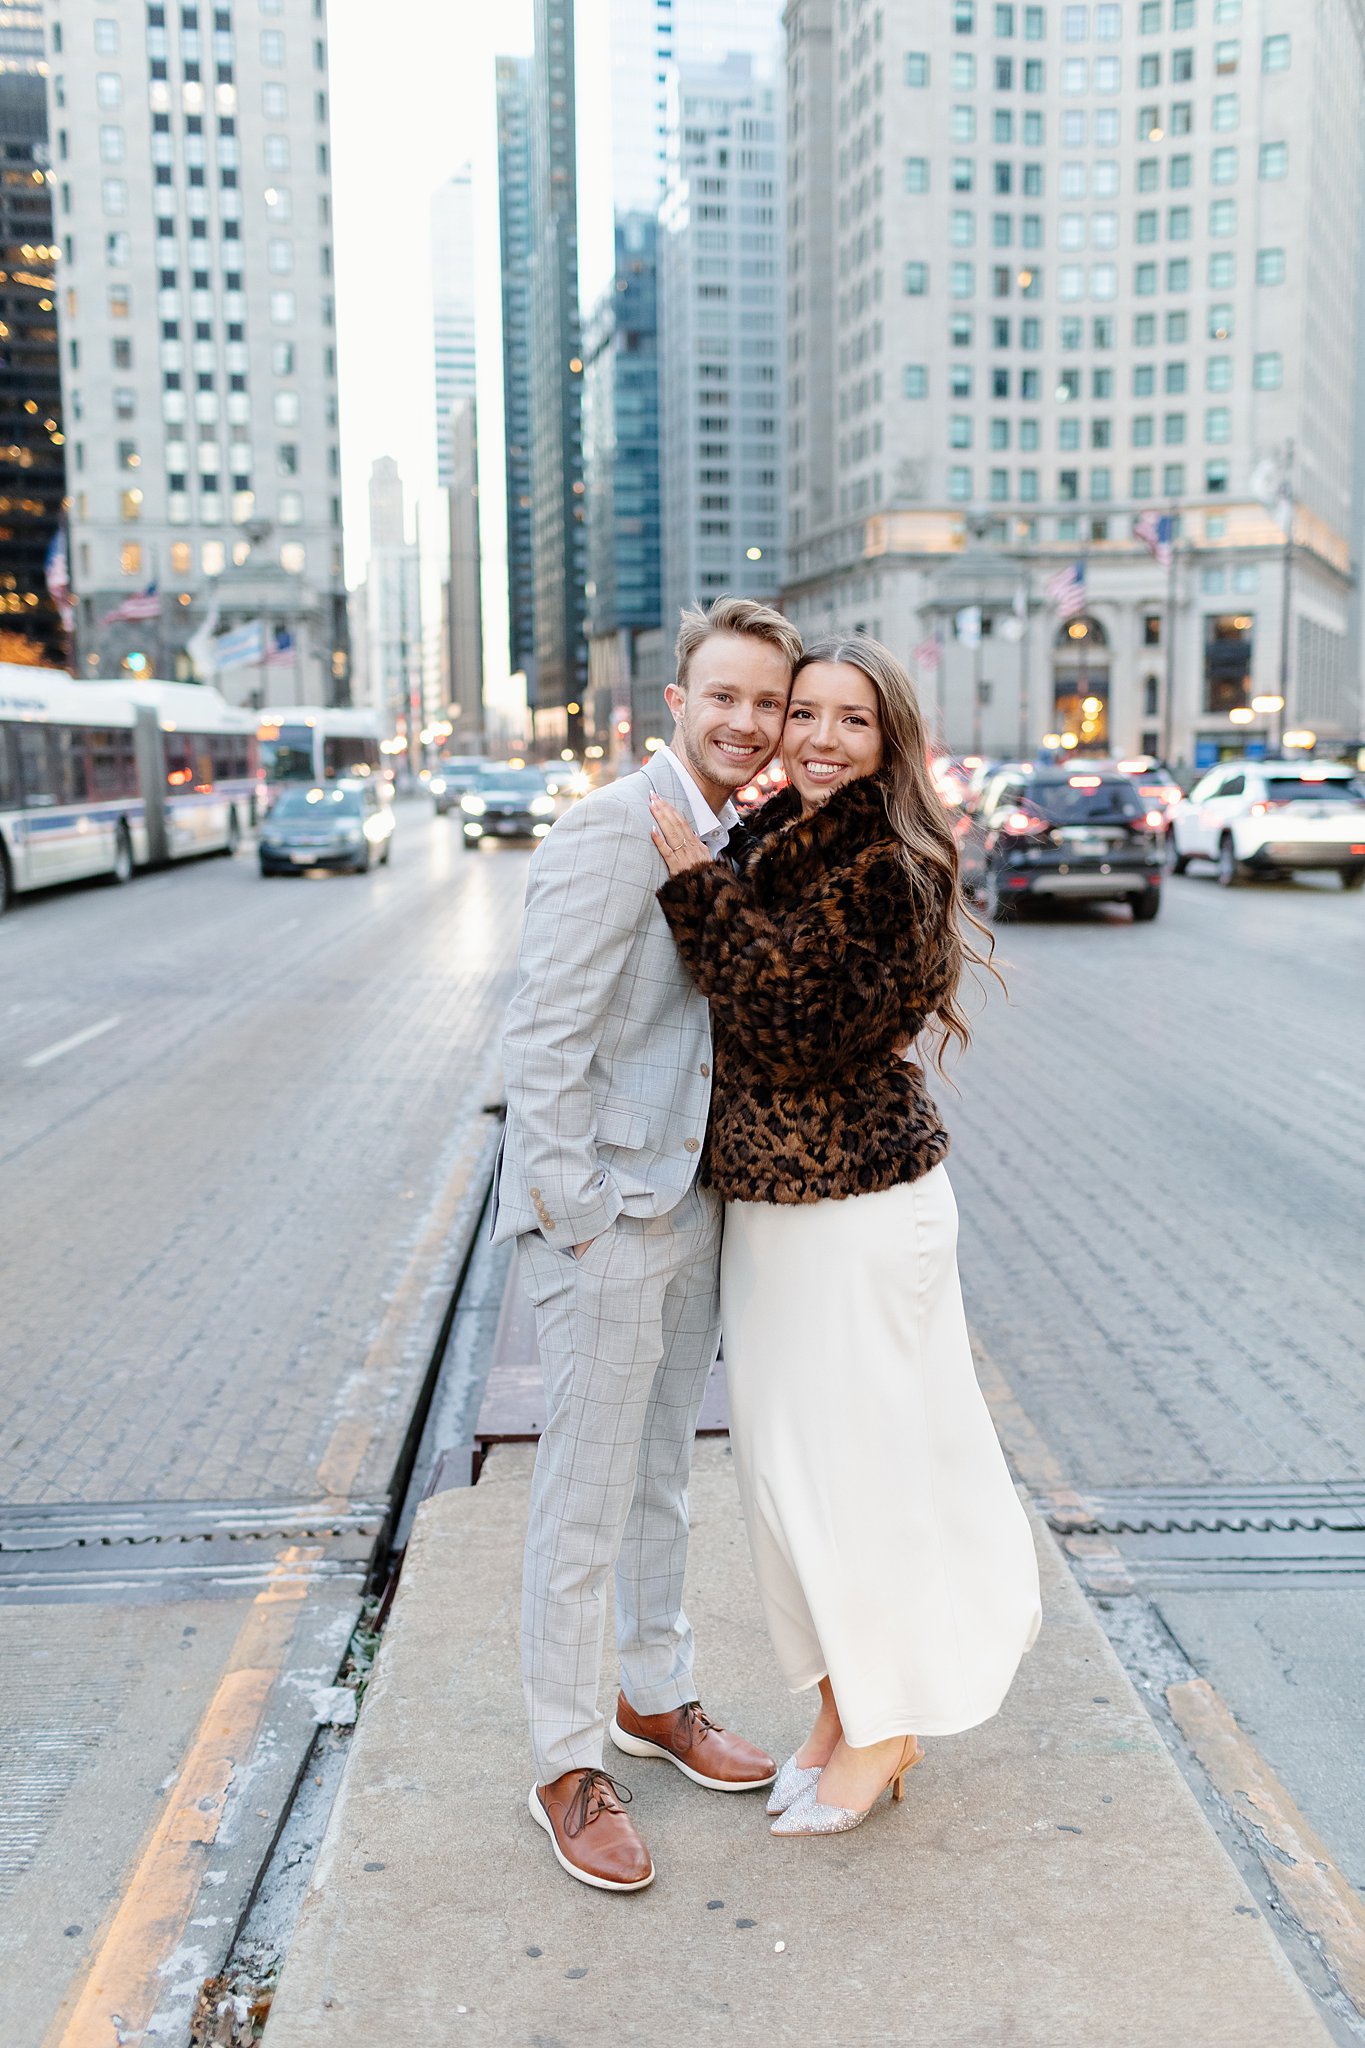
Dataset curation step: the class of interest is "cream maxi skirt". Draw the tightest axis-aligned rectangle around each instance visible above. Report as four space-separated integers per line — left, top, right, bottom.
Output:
720 1164 1042 1744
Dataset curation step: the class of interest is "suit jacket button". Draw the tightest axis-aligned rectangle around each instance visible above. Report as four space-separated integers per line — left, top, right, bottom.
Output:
700 1063 710 1077
684 1138 700 1153
530 1187 542 1199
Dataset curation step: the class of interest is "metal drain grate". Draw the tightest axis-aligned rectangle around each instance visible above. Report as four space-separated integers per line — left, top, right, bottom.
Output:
1038 1483 1365 1588
0 1497 389 1603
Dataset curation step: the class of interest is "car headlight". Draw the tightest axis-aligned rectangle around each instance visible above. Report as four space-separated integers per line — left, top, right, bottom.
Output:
430 777 447 795
530 794 556 817
461 795 487 816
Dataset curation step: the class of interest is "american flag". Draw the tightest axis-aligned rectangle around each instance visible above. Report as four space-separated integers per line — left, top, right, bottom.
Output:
912 634 941 672
101 582 161 626
45 526 74 630
1134 508 1176 569
1044 560 1086 621
264 627 296 666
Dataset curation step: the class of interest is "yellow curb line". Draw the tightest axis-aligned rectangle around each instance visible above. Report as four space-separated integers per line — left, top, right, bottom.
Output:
43 1547 321 2048
1167 1676 1365 2019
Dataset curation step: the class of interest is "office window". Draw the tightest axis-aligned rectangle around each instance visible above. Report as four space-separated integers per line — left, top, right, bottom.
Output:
1211 91 1238 130
1064 5 1088 37
1020 419 1040 450
1097 2 1120 30
1209 250 1235 287
1060 264 1084 300
260 28 285 62
1208 302 1232 338
1206 355 1232 391
1024 109 1045 143
1205 406 1231 442
949 467 973 501
1214 0 1240 14
1018 467 1039 500
1061 163 1086 198
1093 317 1115 350
952 209 976 246
1023 163 1044 196
1164 413 1186 444
1134 364 1155 396
1092 213 1118 247
1095 55 1119 88
1169 153 1192 187
1133 415 1154 445
1135 261 1157 295
953 158 976 191
95 17 119 51
994 108 1015 141
951 365 974 400
1206 461 1230 493
1172 47 1193 79
1253 352 1282 389
1173 0 1194 20
905 156 930 192
951 105 977 140
905 51 929 84
991 419 1011 450
1133 465 1154 496
1061 315 1083 348
269 288 296 322
995 317 1013 344
1063 57 1087 90
1093 108 1119 144
1093 366 1114 397
1167 308 1188 342
1138 103 1159 138
1136 209 1157 243
904 261 929 293
1215 38 1239 71
264 134 290 169
993 213 1013 246
996 3 1016 30
1093 161 1118 196
1165 361 1187 393
1163 462 1185 493
274 389 301 424
1262 33 1290 71
1259 141 1287 179
1025 58 1044 89
1256 247 1285 285
988 468 1009 502
102 177 128 214
1137 158 1159 191
1061 212 1085 249
1059 469 1079 499
952 51 977 87
956 0 976 25
106 230 130 265
1091 418 1112 448
1140 0 1161 26
1168 205 1191 239
1021 316 1042 347
1091 263 1117 298
1022 212 1043 246
263 80 287 116
951 262 975 296
1167 257 1189 290
903 365 928 399
1025 5 1046 34
278 491 303 524
1139 52 1160 86
1062 110 1086 145
1210 198 1236 234
1091 468 1112 500
1059 418 1081 449
996 56 1014 87
951 314 975 345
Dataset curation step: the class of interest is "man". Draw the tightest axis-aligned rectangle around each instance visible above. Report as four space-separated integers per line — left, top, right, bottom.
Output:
494 594 803 1891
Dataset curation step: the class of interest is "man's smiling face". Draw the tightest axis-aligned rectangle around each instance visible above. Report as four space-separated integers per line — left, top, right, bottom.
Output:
665 631 793 810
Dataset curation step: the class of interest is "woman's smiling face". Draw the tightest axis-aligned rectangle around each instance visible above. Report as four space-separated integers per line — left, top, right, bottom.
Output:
779 662 885 809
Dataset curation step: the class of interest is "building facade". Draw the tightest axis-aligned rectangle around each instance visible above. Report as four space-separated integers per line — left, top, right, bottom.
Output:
782 0 1365 768
430 166 476 491
0 4 66 667
443 396 484 744
525 0 587 739
582 211 661 741
358 454 420 743
659 54 785 629
46 0 347 701
495 53 535 688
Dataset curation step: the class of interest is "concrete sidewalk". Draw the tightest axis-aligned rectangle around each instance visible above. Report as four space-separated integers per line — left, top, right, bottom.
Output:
265 1442 1327 2048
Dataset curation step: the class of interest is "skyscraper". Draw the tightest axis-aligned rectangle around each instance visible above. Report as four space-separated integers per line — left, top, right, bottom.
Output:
525 0 587 737
430 167 476 491
495 54 535 686
360 455 420 743
782 0 1365 766
47 0 347 701
659 54 784 628
0 4 65 666
444 397 484 744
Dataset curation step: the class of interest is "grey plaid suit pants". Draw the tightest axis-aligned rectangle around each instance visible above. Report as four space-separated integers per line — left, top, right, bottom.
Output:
518 1180 722 1784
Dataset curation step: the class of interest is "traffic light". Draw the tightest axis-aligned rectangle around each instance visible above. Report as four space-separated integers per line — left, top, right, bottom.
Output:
125 650 149 674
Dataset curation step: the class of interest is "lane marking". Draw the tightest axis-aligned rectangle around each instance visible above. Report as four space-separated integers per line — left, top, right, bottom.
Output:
42 1545 322 2048
1168 1676 1365 2016
23 1016 122 1069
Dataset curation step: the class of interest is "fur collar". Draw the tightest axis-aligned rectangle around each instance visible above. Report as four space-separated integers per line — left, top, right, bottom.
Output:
740 772 893 884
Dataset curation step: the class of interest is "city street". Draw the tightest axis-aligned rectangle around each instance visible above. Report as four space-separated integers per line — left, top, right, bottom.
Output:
3 803 1363 2039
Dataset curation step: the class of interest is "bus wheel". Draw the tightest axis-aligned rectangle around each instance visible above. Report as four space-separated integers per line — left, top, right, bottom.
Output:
223 807 240 856
111 821 134 885
0 846 11 915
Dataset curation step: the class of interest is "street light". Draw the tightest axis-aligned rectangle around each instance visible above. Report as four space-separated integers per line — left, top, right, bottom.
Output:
1282 729 1316 750
1228 706 1255 725
1251 694 1284 716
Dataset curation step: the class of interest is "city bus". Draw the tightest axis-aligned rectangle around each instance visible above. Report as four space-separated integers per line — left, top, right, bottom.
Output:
256 706 385 805
0 666 259 914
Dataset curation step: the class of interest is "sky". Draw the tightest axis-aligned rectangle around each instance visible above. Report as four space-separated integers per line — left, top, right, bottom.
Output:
327 0 535 696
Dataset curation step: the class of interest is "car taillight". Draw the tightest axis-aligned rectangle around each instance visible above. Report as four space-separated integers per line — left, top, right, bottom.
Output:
1144 810 1164 829
1250 800 1291 816
1002 810 1047 835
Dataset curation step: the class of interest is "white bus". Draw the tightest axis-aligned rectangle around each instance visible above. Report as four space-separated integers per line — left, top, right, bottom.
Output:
0 667 259 914
256 706 385 805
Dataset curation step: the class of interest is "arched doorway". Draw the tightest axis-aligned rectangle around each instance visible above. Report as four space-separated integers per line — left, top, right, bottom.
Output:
1052 616 1110 753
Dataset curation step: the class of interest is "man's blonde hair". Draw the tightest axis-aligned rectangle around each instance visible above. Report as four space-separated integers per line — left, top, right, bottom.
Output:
673 594 803 689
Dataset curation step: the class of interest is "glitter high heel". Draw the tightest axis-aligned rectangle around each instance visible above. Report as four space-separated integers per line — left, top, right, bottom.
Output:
770 1738 925 1836
765 1754 822 1816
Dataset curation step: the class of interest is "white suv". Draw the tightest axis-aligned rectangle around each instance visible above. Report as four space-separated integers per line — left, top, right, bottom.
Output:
1170 760 1365 889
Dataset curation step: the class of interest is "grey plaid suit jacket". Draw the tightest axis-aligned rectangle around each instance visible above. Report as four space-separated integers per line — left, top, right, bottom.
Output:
491 751 716 1249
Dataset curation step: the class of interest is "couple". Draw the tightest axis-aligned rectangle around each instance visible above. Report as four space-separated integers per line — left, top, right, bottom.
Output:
493 595 1041 1890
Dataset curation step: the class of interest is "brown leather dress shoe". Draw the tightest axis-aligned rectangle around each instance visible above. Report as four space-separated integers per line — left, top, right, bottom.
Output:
609 1695 778 1791
528 1768 655 1892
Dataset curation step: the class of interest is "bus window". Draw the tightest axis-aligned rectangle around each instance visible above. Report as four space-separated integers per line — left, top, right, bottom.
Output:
0 725 18 809
53 726 87 803
324 734 377 778
88 727 138 798
16 725 58 804
261 726 315 782
189 735 215 791
164 733 196 788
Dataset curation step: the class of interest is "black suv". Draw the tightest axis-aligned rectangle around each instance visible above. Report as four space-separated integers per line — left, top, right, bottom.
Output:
957 766 1166 921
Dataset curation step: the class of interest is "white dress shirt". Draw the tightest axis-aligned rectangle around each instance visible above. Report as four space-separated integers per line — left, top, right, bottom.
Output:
656 743 741 861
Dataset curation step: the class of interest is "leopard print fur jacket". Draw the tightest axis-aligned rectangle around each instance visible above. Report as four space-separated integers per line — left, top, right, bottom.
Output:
656 773 955 1205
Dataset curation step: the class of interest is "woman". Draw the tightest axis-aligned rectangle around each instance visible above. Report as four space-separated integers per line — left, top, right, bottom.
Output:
647 636 1041 1837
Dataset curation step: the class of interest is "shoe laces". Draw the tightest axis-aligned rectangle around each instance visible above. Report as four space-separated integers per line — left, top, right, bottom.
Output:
563 1768 633 1840
675 1701 722 1753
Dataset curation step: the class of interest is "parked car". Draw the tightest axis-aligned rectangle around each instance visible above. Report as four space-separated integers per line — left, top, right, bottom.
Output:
1169 760 1365 888
958 766 1166 921
430 756 488 815
459 763 560 849
259 779 394 875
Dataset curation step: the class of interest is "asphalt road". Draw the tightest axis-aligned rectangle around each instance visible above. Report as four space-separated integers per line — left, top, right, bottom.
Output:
942 862 1365 1916
1 799 532 1509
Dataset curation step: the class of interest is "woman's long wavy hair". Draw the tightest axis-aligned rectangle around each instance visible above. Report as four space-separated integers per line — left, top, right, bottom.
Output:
790 635 1002 1068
